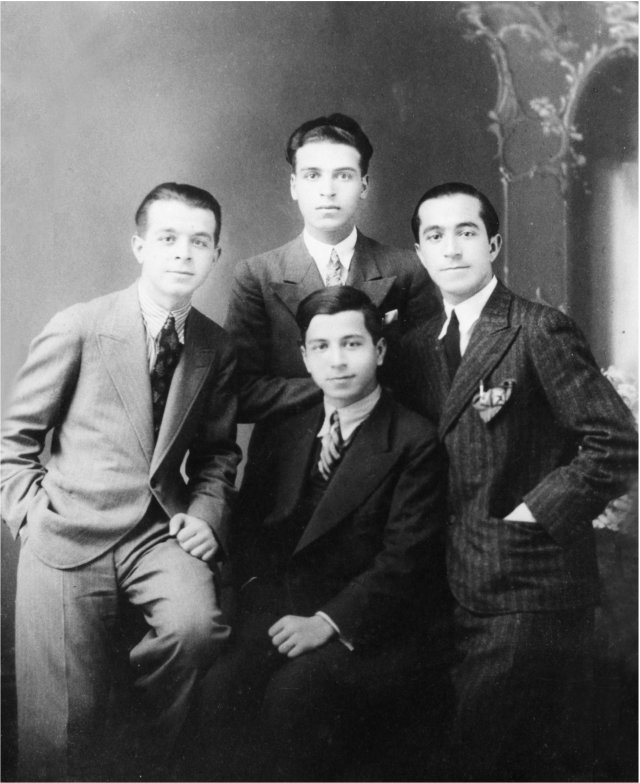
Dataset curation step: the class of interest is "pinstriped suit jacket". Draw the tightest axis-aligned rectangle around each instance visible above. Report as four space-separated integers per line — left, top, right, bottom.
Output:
1 283 241 569
395 281 637 613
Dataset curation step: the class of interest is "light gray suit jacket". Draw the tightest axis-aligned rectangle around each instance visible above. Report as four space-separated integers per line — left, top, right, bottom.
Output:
1 283 241 569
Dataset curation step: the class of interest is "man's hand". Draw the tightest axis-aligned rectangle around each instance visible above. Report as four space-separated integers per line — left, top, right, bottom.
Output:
268 614 335 658
169 514 218 561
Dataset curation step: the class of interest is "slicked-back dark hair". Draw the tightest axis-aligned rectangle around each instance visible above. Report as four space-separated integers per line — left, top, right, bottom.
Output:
135 182 222 244
296 286 383 344
411 182 500 242
286 114 374 175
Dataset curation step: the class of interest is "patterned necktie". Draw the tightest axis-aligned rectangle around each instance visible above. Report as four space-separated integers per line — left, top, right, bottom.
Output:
150 315 182 439
318 410 344 480
443 310 461 379
325 248 344 287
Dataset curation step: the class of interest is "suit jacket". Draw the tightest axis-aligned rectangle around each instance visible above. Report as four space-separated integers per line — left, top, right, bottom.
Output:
395 281 637 614
234 391 448 648
1 283 241 569
224 230 439 424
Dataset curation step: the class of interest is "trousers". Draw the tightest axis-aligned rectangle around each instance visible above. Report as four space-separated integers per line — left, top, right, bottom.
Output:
15 512 229 781
450 603 595 782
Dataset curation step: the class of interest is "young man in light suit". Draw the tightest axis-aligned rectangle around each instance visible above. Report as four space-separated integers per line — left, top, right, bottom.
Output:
224 114 439 506
191 286 449 782
1 183 241 781
395 182 638 781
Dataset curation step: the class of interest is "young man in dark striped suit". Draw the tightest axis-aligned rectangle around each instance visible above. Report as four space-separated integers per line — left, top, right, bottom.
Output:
395 181 637 781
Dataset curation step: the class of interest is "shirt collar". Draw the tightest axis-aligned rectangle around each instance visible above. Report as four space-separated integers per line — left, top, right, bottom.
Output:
137 280 191 343
318 385 381 442
303 226 358 275
439 276 498 339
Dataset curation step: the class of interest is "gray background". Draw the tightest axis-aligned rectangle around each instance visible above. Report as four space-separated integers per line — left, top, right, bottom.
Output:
2 3 636 779
1 0 499 674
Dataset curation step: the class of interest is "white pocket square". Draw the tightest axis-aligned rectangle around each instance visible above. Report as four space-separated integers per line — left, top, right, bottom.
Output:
383 309 398 325
472 379 516 423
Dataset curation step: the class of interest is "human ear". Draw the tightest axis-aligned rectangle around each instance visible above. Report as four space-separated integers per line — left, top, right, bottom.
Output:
360 174 369 200
290 172 298 201
489 234 502 262
131 235 145 265
376 337 387 366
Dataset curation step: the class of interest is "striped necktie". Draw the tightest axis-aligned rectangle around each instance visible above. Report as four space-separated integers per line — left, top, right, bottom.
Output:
318 410 344 480
325 248 344 286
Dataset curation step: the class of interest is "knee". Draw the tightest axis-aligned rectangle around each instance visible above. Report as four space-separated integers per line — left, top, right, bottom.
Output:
161 608 230 670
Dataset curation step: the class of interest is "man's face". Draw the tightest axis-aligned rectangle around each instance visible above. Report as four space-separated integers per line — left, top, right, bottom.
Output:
290 141 368 244
301 310 385 409
414 193 501 305
132 199 220 310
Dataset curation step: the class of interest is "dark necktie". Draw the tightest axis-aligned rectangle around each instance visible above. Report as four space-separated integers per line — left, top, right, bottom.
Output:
443 310 461 379
150 315 182 439
318 410 345 480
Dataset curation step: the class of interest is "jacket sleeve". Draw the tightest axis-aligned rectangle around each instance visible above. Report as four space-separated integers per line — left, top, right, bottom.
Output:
318 428 448 647
1 309 82 538
224 259 321 423
522 307 637 544
185 337 242 556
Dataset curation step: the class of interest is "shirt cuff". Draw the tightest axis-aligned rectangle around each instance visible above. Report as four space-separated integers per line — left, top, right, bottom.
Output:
315 611 355 652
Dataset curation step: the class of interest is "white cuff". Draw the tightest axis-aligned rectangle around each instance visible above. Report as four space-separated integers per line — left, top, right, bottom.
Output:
315 611 355 652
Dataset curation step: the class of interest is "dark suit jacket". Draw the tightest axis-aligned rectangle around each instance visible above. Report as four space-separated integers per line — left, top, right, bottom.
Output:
224 230 439 424
1 283 241 568
234 392 448 648
395 281 637 614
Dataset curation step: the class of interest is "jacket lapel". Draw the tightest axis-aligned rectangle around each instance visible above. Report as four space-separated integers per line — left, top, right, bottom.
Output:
439 282 520 438
262 406 325 526
97 284 155 464
413 316 450 415
150 309 216 473
347 231 396 307
269 235 324 317
294 394 396 554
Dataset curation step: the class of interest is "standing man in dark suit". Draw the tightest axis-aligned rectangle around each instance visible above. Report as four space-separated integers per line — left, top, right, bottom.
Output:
395 182 637 781
224 113 438 501
193 287 448 782
1 183 241 781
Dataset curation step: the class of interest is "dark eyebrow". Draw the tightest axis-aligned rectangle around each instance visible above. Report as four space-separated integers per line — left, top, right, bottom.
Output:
298 166 359 173
422 221 480 233
154 227 212 239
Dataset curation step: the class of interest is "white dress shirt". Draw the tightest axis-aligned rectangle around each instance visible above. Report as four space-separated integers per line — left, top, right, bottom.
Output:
138 281 190 369
438 276 498 356
317 385 382 443
303 227 357 286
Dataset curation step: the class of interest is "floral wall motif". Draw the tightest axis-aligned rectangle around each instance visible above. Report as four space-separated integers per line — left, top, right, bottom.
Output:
459 1 638 308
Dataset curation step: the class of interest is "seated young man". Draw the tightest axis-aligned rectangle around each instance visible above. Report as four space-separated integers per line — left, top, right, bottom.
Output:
1 183 240 782
191 286 450 782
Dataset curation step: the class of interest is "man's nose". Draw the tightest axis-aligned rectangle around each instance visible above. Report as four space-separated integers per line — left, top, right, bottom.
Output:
443 234 461 257
319 175 336 196
327 345 346 365
173 237 192 259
